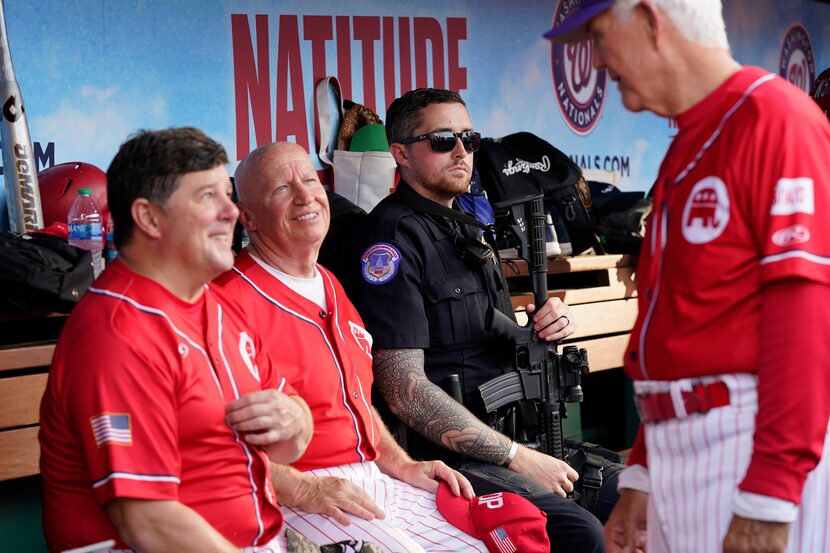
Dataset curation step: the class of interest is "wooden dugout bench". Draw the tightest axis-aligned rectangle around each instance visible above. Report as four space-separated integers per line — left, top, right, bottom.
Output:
0 312 66 482
0 255 639 482
0 255 637 552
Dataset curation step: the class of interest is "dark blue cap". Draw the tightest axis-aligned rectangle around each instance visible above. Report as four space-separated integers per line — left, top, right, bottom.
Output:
543 0 616 43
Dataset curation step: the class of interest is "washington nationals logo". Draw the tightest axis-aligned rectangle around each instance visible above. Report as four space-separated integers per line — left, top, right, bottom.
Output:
779 23 815 93
550 0 607 135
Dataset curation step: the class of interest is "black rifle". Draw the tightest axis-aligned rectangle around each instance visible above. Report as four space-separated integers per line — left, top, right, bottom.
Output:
478 194 589 460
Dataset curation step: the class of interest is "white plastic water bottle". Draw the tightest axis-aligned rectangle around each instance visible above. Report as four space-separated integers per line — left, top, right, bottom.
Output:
68 188 104 278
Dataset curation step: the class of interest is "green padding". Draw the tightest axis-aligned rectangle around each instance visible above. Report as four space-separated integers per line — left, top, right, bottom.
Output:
0 476 48 553
349 124 389 152
562 401 582 441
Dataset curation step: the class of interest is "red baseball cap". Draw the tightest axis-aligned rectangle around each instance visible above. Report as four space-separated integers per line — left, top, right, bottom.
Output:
436 483 549 553
29 221 69 240
543 0 616 44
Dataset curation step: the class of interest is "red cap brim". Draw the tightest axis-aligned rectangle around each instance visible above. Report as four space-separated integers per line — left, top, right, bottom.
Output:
435 482 479 538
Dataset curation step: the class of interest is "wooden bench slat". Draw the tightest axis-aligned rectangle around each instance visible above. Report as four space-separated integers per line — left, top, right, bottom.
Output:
501 253 635 277
0 426 40 480
511 267 637 308
0 343 55 372
568 299 637 338
515 298 638 339
569 299 638 339
564 334 630 373
0 373 48 428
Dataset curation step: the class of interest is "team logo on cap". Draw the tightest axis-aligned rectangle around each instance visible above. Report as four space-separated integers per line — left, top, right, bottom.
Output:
779 23 815 93
238 331 260 382
361 242 401 285
550 0 607 135
478 492 505 509
681 177 730 244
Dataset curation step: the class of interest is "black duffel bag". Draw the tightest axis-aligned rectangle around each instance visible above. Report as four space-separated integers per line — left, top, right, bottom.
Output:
0 232 93 312
588 180 651 254
475 132 604 256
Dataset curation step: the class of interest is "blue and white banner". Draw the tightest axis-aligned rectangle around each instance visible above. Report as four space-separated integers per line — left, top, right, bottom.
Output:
1 0 828 229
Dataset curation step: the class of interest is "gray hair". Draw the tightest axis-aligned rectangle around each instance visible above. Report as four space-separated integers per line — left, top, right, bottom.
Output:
612 0 730 50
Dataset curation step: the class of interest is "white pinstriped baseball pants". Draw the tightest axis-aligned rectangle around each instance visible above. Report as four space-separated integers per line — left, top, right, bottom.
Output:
108 535 281 553
637 373 830 553
276 461 487 553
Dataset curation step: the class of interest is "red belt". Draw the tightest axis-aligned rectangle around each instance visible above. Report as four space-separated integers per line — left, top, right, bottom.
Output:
635 381 730 423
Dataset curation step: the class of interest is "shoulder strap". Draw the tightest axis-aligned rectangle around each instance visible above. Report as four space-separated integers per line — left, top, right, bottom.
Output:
392 185 491 232
315 76 344 168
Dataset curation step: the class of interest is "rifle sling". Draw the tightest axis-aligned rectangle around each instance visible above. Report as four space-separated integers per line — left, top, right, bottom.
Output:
392 184 492 232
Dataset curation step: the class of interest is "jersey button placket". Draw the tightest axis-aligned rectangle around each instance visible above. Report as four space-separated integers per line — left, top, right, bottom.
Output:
205 340 225 395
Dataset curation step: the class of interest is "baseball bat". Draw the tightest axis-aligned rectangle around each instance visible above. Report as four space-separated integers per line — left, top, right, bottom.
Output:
0 0 43 233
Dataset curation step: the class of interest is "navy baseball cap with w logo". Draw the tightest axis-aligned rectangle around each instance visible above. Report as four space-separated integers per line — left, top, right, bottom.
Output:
543 0 616 43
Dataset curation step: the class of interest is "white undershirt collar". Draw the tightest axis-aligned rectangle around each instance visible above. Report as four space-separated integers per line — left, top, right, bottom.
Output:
249 251 327 311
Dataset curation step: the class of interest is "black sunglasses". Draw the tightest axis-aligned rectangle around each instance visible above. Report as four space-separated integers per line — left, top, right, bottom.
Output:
398 130 481 153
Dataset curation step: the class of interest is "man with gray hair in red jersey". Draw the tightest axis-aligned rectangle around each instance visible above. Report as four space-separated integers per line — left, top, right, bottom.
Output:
546 2 830 553
216 141 488 553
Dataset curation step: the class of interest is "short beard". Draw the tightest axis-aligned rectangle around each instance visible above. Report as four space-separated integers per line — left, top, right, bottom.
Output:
411 162 471 203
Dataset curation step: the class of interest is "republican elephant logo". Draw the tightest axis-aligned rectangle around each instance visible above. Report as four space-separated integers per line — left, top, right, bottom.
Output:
681 177 730 244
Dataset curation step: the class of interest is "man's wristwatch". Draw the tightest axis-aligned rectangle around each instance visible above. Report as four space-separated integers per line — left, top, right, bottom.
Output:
502 441 519 468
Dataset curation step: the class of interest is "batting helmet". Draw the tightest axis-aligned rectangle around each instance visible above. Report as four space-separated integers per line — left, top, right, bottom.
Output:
37 162 108 227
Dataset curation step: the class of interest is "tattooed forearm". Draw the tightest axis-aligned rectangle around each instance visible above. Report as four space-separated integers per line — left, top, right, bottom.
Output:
373 348 512 465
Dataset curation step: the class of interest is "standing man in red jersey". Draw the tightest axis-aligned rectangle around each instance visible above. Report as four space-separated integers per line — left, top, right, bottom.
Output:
545 1 830 553
39 127 313 553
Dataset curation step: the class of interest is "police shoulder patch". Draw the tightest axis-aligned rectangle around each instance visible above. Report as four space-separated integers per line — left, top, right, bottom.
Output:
361 242 401 285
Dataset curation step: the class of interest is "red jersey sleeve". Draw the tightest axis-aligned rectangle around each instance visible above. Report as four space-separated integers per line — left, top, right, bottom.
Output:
749 96 830 286
64 330 182 505
738 279 830 503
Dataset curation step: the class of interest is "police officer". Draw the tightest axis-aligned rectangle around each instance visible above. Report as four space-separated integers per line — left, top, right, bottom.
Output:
343 88 605 553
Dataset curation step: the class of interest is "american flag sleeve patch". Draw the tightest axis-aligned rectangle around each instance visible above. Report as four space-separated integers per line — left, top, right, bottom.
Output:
489 526 517 553
90 413 133 447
